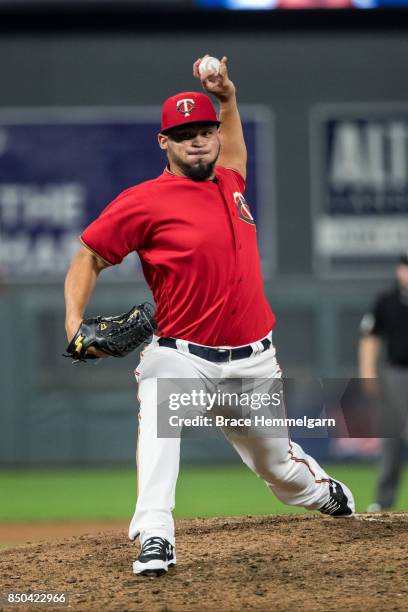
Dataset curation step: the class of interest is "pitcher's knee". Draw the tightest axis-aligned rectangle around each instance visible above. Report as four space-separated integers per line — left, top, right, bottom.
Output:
247 457 291 485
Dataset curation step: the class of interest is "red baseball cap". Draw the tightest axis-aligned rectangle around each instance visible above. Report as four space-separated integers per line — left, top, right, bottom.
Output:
161 91 220 134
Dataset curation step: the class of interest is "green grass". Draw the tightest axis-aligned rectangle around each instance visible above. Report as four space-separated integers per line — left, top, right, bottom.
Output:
0 463 407 523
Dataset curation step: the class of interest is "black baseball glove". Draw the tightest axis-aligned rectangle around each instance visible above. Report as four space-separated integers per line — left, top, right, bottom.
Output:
64 302 156 363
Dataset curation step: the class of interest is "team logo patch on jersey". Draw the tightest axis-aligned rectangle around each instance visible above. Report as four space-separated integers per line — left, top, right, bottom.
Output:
177 98 195 117
234 192 256 226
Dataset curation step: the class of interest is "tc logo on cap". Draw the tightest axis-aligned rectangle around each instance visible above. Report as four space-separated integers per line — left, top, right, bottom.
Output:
177 98 195 117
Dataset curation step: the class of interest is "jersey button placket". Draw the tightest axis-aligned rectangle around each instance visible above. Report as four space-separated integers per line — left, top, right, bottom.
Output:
219 181 240 319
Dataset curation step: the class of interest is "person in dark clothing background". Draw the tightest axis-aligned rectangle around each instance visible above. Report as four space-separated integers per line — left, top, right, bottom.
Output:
359 254 408 512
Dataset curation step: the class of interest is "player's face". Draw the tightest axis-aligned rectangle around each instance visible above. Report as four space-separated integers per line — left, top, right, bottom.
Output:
158 123 221 181
396 264 408 289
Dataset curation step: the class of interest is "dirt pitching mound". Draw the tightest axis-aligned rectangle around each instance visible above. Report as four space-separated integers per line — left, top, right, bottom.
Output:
1 514 408 612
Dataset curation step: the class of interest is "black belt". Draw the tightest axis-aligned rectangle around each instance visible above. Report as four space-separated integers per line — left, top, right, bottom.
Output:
157 337 271 363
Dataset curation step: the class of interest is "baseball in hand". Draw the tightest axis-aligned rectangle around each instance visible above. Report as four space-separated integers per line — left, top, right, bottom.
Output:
198 56 221 77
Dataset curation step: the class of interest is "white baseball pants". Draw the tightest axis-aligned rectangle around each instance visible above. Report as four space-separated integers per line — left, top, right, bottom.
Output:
129 332 332 545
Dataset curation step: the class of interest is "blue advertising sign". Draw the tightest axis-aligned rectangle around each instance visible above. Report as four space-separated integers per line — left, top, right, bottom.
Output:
0 107 274 281
311 104 408 276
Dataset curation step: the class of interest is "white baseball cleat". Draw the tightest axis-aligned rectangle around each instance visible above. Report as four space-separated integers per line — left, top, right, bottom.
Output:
319 479 355 517
133 536 176 577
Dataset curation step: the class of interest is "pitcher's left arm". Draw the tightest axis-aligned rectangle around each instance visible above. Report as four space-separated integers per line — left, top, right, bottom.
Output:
193 55 247 180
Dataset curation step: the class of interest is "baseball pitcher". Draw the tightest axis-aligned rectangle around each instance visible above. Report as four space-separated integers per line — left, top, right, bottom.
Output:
64 55 355 577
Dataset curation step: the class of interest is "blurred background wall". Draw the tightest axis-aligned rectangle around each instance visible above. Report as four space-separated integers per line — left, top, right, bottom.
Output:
1 3 407 466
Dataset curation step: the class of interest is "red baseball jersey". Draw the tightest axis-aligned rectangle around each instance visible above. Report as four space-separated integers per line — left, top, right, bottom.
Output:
81 166 276 346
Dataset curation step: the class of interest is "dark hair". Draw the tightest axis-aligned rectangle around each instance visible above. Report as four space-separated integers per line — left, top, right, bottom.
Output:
398 254 408 266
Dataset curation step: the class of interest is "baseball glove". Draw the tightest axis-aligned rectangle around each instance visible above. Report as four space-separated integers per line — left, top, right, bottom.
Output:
64 303 156 363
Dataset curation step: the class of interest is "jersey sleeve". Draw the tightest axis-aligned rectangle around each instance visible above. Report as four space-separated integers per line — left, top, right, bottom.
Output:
360 295 386 337
81 188 151 265
218 166 246 194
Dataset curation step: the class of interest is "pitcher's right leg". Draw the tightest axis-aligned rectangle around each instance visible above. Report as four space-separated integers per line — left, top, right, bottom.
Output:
129 344 207 576
129 376 180 548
